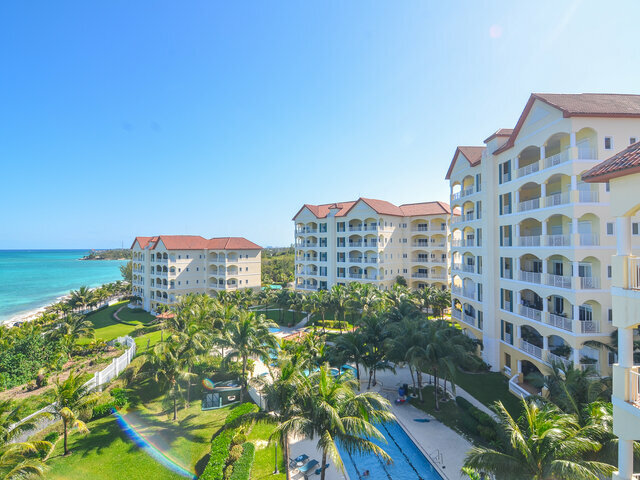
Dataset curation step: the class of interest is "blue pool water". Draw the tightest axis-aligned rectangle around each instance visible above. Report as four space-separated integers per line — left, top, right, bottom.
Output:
268 327 282 333
337 421 443 480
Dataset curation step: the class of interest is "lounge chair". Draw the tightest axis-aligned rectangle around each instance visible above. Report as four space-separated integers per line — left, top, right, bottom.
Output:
298 459 319 474
312 464 330 476
290 454 309 468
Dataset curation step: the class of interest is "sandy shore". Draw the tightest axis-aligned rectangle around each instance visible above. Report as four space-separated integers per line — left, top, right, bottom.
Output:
2 293 73 327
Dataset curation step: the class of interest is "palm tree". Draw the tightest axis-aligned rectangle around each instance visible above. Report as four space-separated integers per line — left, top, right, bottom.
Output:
330 284 349 328
221 311 278 403
463 399 615 480
331 331 366 384
275 365 395 480
50 371 99 455
357 314 391 389
68 286 94 312
50 314 95 358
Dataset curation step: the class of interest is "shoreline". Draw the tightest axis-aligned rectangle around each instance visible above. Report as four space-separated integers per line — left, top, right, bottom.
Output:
2 293 73 327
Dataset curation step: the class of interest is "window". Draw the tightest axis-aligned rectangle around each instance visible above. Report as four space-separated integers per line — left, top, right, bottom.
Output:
477 256 483 274
604 136 613 150
605 182 610 192
606 222 614 235
178 255 181 259
608 308 613 323
186 255 189 259
476 201 482 219
499 160 512 184
403 269 408 274
607 265 612 278
477 311 483 330
633 223 639 235
476 173 482 192
186 267 190 272
477 283 483 302
477 228 482 247
402 253 407 258
504 352 511 369
186 280 189 285
631 137 637 145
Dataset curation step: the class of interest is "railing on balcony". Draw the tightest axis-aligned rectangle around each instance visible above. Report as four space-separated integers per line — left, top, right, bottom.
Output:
504 332 513 345
520 339 543 359
518 235 541 247
348 241 363 247
519 270 542 284
547 351 572 369
546 312 572 332
452 286 462 295
413 241 430 247
348 258 363 263
579 233 600 246
631 367 640 407
451 309 462 320
415 258 431 264
463 313 476 327
578 276 600 289
519 304 542 322
462 290 476 300
543 149 570 169
349 273 363 279
464 212 475 221
546 234 571 247
452 186 475 200
518 197 540 212
545 273 572 289
363 257 379 264
580 320 600 334
544 192 571 207
412 273 429 279
412 226 430 232
630 257 640 290
579 361 600 373
348 226 363 232
578 190 599 203
517 161 540 178
509 374 531 398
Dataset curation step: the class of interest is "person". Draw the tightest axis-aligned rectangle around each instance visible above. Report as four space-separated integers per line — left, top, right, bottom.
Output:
363 470 370 476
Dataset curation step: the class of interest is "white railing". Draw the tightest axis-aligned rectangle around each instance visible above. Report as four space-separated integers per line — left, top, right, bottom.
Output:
414 242 430 248
544 192 571 207
462 264 475 273
546 312 572 332
547 352 572 369
504 333 512 344
543 149 570 169
630 257 640 290
578 276 600 289
578 146 597 160
509 374 531 398
349 273 363 279
412 273 429 278
519 270 542 284
517 161 540 178
631 367 640 407
519 304 542 322
545 273 572 289
463 314 476 326
580 320 600 334
518 197 541 212
579 361 600 373
503 301 512 312
348 226 362 232
451 309 462 320
520 339 543 359
579 233 600 246
412 227 430 232
416 258 431 264
348 258 363 263
518 235 541 247
363 258 379 264
578 190 599 203
348 242 363 247
462 290 476 300
546 234 571 247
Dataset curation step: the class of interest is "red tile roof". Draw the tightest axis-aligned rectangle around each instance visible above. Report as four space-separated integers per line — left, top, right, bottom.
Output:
293 198 451 219
445 146 486 180
583 140 640 183
495 93 640 155
130 235 262 251
483 128 514 143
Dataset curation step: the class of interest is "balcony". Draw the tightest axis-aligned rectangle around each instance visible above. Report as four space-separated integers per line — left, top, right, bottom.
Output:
546 234 571 246
519 304 543 322
579 233 600 246
412 226 430 232
544 192 571 208
413 241 430 248
518 235 541 247
348 226 363 232
546 312 572 332
630 257 640 290
349 273 363 279
518 197 540 213
546 351 572 369
579 320 600 334
631 367 640 408
348 258 363 263
348 241 362 247
519 270 542 284
545 273 572 289
578 276 600 289
452 239 476 248
543 149 571 169
412 273 429 279
452 186 475 201
520 339 543 359
451 309 462 320
363 257 379 264
415 257 431 264
463 313 476 327
298 242 318 248
517 161 541 178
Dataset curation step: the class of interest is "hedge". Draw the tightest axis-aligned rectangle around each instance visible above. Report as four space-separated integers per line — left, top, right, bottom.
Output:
229 443 255 480
226 403 258 426
200 430 235 480
316 320 350 330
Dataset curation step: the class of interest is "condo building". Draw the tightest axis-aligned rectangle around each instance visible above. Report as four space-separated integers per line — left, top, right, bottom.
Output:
293 198 454 291
130 235 262 313
583 143 640 480
446 93 640 391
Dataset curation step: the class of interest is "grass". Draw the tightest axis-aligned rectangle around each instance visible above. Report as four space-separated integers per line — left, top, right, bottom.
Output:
45 379 233 480
261 309 301 327
454 370 523 418
246 421 286 480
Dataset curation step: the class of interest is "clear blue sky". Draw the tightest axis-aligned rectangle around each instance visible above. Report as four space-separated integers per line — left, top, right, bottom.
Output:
1 1 639 249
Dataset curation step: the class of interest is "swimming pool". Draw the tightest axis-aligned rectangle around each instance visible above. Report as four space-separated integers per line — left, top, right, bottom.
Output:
268 327 282 333
337 420 444 480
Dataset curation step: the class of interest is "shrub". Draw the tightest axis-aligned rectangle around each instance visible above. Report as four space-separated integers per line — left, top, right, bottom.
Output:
92 402 116 419
44 432 59 444
200 430 235 480
110 388 129 408
228 444 243 463
316 320 350 330
477 424 497 442
229 443 255 480
455 396 473 411
232 432 247 446
460 413 479 434
223 465 233 480
226 403 258 426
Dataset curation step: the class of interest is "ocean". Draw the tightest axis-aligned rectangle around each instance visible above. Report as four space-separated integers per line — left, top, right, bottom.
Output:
0 250 127 323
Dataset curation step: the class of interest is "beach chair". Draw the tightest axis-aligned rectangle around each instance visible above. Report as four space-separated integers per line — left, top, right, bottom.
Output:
298 459 319 474
290 454 309 468
311 463 330 477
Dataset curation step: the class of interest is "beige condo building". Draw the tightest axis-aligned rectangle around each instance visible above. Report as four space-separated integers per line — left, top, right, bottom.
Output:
293 198 454 291
446 93 640 393
584 143 640 480
130 235 262 313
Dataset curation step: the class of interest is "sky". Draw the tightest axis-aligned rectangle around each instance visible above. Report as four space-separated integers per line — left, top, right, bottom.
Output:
1 0 640 249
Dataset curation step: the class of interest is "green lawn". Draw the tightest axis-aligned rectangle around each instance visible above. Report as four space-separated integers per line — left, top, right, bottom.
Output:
79 301 162 351
262 309 302 327
45 379 232 480
454 370 523 418
246 421 286 480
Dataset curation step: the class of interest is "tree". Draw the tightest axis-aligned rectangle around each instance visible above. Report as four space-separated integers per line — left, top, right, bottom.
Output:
221 311 278 403
463 399 615 480
120 261 132 282
50 371 99 455
275 365 395 480
357 314 391 389
68 286 94 312
331 332 365 384
52 314 95 358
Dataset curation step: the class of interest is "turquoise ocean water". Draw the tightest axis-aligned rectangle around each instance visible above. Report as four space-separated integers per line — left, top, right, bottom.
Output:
0 250 126 323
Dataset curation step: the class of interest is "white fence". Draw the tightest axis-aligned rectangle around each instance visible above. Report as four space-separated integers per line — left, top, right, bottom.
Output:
8 335 136 441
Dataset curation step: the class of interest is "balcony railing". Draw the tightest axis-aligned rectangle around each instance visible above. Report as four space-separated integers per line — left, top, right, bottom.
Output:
520 339 543 359
518 197 540 212
519 270 542 284
630 257 640 290
348 226 362 232
546 312 572 332
519 304 542 322
349 273 363 279
518 235 541 247
545 273 572 289
451 186 475 200
578 190 599 203
413 242 430 247
579 233 600 246
580 320 600 334
416 258 431 264
631 367 640 407
452 239 476 248
412 226 430 232
544 192 571 207
517 161 540 178
348 242 362 247
504 333 513 345
451 309 462 320
412 273 429 279
547 234 571 246
543 149 570 169
578 276 600 289
463 313 476 326
547 351 572 369
348 258 363 263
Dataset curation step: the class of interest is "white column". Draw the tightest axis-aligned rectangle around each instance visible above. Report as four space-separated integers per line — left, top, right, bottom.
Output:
573 304 580 322
572 217 578 234
572 347 580 366
542 260 547 275
515 190 520 206
514 156 519 171
572 261 580 277
517 359 522 373
516 291 522 306
570 132 577 148
617 216 632 255
570 175 578 190
540 145 546 160
542 222 547 235
515 224 521 238
543 336 549 351
540 182 546 198
515 257 521 274
619 327 635 370
617 439 635 479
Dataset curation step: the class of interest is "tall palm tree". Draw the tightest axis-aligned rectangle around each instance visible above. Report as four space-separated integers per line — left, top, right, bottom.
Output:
49 314 95 358
68 286 94 312
275 365 395 480
331 331 366 384
221 311 278 403
50 371 99 455
357 314 391 389
463 399 615 480
330 284 349 328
